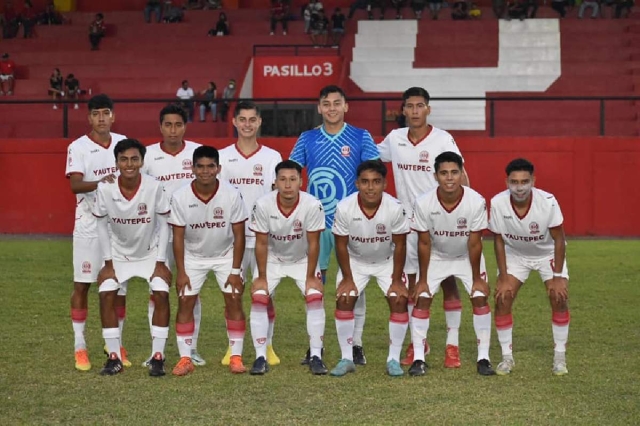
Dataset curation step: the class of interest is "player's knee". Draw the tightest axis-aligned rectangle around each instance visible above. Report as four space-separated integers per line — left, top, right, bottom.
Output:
336 297 355 311
415 293 432 310
387 293 408 311
98 278 119 293
471 296 489 309
73 282 90 295
550 298 568 312
305 289 323 305
251 292 269 306
152 291 169 306
150 276 170 293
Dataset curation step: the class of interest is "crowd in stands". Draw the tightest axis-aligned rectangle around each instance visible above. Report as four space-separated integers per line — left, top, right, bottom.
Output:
175 79 236 123
1 0 64 39
49 68 81 109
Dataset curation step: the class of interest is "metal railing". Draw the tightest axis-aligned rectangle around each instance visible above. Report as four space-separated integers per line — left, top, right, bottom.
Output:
253 44 342 56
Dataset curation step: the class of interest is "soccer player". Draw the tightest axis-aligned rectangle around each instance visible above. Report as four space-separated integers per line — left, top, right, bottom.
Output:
330 160 411 377
93 139 172 376
169 146 248 376
290 85 379 365
141 104 206 366
65 94 130 371
378 86 468 368
410 151 495 376
490 158 570 376
248 160 328 376
218 101 283 367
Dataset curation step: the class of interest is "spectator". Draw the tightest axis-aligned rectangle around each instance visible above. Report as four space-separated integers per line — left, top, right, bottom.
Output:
347 0 368 18
550 0 566 17
524 0 538 18
144 0 162 23
49 68 63 109
21 0 36 38
303 2 312 33
163 1 184 23
492 0 506 18
208 12 229 36
614 0 633 18
391 0 406 19
506 0 526 19
469 2 482 18
88 13 105 50
330 8 345 46
185 0 204 9
411 0 427 19
451 0 469 19
428 0 443 19
40 1 63 25
270 0 288 35
65 73 80 109
2 0 19 39
219 79 236 122
176 79 195 122
367 0 386 19
203 0 222 9
198 81 217 122
0 52 16 95
310 8 329 46
578 0 599 17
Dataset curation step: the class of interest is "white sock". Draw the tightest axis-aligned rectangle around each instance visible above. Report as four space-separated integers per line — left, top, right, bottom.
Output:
353 290 366 346
151 325 169 358
176 321 194 358
388 312 409 362
444 299 462 347
71 308 87 351
102 327 120 358
473 305 492 361
410 308 430 361
147 295 154 336
306 290 325 358
267 300 275 346
226 316 245 357
495 313 514 357
192 296 202 351
335 310 355 360
251 292 269 359
552 311 570 353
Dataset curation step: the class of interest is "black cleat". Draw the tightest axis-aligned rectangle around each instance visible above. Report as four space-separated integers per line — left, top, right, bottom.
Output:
148 352 166 377
309 356 328 375
100 352 123 376
408 360 427 376
300 348 311 365
250 356 269 375
352 345 367 365
477 359 496 376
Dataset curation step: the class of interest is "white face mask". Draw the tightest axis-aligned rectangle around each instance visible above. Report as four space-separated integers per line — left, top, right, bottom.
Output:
229 84 235 89
508 182 532 202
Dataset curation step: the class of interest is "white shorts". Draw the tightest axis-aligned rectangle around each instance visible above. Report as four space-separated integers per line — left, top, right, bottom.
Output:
266 258 321 296
113 256 157 283
404 231 419 275
427 255 488 297
505 253 569 284
242 247 256 282
336 258 401 296
184 253 236 296
73 236 102 283
0 74 13 82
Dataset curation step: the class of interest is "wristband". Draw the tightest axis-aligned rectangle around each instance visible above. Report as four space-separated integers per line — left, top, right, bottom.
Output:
230 268 242 275
552 272 562 278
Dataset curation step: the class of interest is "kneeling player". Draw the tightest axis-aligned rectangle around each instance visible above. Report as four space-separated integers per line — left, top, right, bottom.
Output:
411 151 495 376
93 139 173 376
169 146 249 376
330 160 411 377
490 158 570 376
249 160 328 376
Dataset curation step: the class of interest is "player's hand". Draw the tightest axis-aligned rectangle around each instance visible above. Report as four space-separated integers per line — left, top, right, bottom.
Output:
251 276 269 296
494 274 514 304
412 279 431 304
305 275 324 296
387 278 408 299
336 277 358 303
471 276 490 298
100 173 117 184
547 277 568 303
225 273 244 299
151 262 173 287
97 263 117 286
175 270 191 298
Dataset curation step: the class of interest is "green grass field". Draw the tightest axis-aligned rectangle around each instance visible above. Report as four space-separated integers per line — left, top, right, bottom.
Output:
1 239 639 425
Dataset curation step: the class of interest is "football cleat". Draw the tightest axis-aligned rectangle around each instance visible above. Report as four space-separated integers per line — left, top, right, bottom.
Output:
386 360 404 377
330 359 356 377
266 345 280 366
477 359 496 376
496 358 515 376
74 349 91 371
300 348 311 365
444 345 461 368
148 352 166 377
352 345 367 366
408 360 427 376
172 357 195 376
229 355 247 374
309 356 328 375
190 349 206 366
103 345 130 368
401 341 430 366
100 352 123 376
220 346 232 366
250 356 269 375
552 361 568 376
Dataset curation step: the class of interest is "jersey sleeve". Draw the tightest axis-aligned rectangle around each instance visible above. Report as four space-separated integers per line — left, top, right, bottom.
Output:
155 184 171 215
360 130 380 161
168 194 186 227
230 190 249 224
470 196 488 232
306 200 326 232
488 200 504 234
92 183 108 218
377 133 392 162
391 203 411 235
249 202 269 234
65 146 85 177
411 199 431 233
289 134 307 167
548 196 564 228
331 202 349 236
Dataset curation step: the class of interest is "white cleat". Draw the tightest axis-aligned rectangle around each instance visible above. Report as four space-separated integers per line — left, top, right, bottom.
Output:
552 361 568 376
496 358 515 376
191 350 207 366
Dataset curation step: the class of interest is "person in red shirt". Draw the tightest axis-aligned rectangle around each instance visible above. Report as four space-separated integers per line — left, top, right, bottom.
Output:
88 13 106 50
270 0 288 35
0 53 16 95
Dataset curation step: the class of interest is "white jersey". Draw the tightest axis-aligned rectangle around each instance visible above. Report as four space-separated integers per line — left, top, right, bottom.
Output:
250 191 325 263
489 188 564 259
169 180 248 259
219 144 282 248
65 132 127 238
412 187 487 260
142 141 201 197
92 174 170 262
332 192 410 264
378 126 462 212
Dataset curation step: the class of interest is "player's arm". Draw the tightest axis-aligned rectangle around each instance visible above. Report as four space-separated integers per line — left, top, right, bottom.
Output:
413 230 432 302
391 233 407 283
226 220 246 298
494 233 508 278
151 212 173 285
334 234 353 282
254 232 268 280
468 230 489 297
306 230 321 281
548 224 568 302
172 225 190 297
95 214 117 284
68 173 116 194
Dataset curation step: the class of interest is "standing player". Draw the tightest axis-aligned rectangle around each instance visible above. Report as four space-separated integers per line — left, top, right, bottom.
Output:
290 85 379 365
378 87 468 368
65 94 130 371
490 158 570 376
330 160 411 377
410 152 495 376
93 139 172 376
170 146 248 376
218 101 283 367
141 104 206 366
248 160 328 376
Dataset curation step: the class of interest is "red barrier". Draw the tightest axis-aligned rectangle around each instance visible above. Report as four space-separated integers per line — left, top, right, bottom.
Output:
1 137 639 236
253 57 343 98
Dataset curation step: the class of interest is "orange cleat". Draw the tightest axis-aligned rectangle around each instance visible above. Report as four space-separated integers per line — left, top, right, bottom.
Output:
444 344 461 368
172 357 195 376
120 346 132 368
75 349 91 371
229 355 247 374
400 343 414 366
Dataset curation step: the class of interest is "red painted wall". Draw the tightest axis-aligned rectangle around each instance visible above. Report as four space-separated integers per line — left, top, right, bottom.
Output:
1 137 639 236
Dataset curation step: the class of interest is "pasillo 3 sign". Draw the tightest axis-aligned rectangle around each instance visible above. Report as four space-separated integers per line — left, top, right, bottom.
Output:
253 57 342 98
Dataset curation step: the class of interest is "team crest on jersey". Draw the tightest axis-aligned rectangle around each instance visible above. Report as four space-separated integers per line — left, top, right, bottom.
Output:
376 224 386 235
457 217 467 229
214 207 224 219
419 151 429 163
137 203 148 216
81 261 91 274
293 219 303 232
529 222 540 234
341 146 351 157
253 164 263 176
68 156 73 167
182 159 192 170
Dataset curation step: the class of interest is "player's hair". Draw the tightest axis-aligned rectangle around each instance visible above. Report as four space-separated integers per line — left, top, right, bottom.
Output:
402 87 430 104
357 159 387 179
159 104 188 124
87 94 114 111
319 85 346 101
234 101 261 117
193 145 219 165
505 158 535 176
276 160 302 176
434 151 463 172
114 139 146 160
